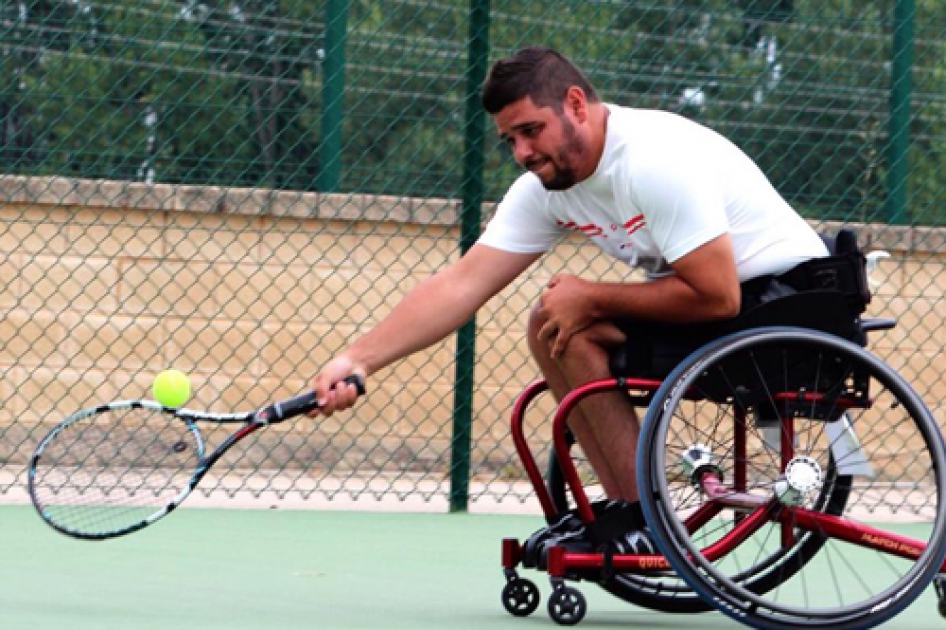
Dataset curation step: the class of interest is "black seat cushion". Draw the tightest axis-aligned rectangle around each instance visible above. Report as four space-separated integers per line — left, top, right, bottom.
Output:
609 290 861 380
735 290 860 341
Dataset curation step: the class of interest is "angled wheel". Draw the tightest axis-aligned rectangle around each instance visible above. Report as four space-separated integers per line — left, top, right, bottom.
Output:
548 585 586 626
501 577 540 617
637 327 946 630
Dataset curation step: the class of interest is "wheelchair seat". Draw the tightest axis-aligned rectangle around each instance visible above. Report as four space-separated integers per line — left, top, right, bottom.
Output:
608 228 892 380
736 289 861 342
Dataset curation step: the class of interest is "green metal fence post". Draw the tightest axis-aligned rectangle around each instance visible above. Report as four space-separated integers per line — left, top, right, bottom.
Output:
886 0 914 225
317 0 349 192
450 0 490 513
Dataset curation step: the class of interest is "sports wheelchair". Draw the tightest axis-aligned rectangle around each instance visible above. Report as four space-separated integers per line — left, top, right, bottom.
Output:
500 229 946 629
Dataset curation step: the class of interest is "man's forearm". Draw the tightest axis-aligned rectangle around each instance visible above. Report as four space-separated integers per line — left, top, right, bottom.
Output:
583 233 741 323
342 271 484 375
589 276 739 323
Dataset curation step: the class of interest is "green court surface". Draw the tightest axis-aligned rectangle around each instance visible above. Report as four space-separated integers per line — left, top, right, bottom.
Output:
2 505 944 630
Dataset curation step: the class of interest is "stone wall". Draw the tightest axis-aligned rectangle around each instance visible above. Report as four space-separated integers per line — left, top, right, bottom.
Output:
1 177 943 479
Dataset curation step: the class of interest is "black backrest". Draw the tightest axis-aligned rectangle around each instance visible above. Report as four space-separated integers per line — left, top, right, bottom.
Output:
814 227 872 314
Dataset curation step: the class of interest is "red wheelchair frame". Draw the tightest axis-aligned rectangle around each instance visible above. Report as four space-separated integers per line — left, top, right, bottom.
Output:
500 325 946 628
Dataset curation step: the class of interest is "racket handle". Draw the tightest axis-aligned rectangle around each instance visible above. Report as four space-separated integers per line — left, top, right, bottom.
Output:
259 374 366 423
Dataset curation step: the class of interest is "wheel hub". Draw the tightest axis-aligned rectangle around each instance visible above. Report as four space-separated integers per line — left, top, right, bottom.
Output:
679 443 723 487
774 455 823 506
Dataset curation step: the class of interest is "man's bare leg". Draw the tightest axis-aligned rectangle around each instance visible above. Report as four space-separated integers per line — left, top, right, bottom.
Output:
528 307 640 500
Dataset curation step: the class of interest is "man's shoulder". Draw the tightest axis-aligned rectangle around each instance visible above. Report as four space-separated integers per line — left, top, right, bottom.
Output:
506 171 547 199
605 104 689 130
602 106 693 166
498 171 555 215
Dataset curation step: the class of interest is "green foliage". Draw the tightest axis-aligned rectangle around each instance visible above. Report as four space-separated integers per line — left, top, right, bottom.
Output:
0 0 944 224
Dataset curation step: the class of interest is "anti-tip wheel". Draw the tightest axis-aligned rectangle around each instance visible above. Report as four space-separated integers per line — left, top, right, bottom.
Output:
935 576 946 619
548 586 587 626
501 578 540 617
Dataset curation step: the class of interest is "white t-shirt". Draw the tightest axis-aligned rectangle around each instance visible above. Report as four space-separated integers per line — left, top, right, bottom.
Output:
478 105 828 281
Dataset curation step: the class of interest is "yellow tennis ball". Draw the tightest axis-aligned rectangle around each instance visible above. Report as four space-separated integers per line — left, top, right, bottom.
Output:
152 369 191 408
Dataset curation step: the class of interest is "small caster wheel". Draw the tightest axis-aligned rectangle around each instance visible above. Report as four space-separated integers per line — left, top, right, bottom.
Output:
548 585 586 626
501 578 540 617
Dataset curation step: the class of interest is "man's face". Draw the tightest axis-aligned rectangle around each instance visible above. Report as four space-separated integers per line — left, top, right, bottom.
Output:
493 96 586 191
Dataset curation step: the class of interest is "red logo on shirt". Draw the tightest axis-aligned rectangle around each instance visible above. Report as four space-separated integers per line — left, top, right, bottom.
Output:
624 214 646 236
556 220 605 237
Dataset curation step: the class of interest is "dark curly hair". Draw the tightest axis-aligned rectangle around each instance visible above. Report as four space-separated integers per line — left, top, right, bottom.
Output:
481 46 599 115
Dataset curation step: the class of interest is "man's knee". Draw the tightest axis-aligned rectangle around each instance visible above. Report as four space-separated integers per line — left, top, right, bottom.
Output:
553 322 627 379
527 302 550 357
528 304 627 362
568 321 627 351
527 302 546 337
526 302 548 345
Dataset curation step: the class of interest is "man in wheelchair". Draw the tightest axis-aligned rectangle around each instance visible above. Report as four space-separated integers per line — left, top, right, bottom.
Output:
308 46 869 563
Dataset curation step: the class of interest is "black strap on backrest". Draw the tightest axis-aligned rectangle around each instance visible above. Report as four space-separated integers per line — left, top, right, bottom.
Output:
777 228 871 314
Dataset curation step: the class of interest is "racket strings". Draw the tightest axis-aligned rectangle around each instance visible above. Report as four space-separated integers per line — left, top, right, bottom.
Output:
31 406 200 536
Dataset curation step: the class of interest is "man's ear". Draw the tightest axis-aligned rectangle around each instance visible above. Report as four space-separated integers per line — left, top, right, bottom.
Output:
564 86 588 122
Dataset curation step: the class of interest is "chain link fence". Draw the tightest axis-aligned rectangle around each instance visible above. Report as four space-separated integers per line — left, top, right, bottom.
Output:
1 0 944 512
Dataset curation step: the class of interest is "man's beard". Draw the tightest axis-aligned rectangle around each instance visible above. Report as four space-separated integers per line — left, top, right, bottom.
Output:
537 117 584 191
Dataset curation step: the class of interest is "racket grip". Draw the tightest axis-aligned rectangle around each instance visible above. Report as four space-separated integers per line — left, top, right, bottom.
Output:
261 375 366 422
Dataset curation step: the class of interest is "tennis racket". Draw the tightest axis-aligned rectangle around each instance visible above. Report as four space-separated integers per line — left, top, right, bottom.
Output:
27 375 365 540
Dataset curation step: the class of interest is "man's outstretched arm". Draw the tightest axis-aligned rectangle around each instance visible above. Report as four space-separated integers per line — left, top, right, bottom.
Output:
310 244 542 413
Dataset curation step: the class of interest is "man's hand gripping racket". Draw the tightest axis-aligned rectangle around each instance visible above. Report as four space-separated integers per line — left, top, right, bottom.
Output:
27 375 365 540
